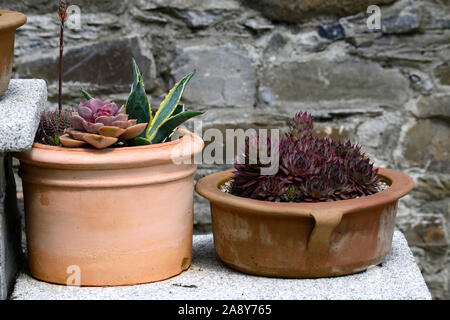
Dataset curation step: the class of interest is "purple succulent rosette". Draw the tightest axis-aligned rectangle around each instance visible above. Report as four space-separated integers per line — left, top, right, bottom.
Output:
60 98 147 149
232 112 380 203
70 99 131 133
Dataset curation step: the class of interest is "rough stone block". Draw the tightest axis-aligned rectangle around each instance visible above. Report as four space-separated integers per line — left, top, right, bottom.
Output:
0 79 45 300
171 44 257 108
411 94 450 120
258 58 409 112
241 0 396 23
0 0 127 15
16 37 155 91
402 119 450 172
0 79 46 152
0 153 22 300
11 231 431 300
135 0 240 11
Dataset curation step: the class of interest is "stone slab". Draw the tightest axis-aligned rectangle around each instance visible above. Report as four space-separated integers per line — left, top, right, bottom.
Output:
0 153 22 300
11 231 431 300
0 79 46 152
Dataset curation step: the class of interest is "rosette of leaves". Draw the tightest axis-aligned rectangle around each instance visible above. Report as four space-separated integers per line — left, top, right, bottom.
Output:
232 136 275 198
35 110 71 146
122 58 203 146
231 112 380 203
60 98 147 149
60 58 203 149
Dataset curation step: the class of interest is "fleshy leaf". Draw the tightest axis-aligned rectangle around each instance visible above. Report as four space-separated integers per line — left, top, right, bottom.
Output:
81 89 93 100
172 104 185 117
126 137 152 146
146 72 195 141
124 58 152 138
151 110 203 144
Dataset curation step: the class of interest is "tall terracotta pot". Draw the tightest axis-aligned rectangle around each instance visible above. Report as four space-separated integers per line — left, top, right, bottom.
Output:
14 129 204 286
196 168 414 278
0 10 26 96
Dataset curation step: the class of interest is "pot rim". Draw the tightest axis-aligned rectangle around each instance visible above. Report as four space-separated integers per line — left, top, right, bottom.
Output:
13 128 204 169
0 10 27 33
195 168 414 218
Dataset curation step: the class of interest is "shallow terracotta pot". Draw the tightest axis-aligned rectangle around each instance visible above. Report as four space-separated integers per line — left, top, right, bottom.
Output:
14 129 203 286
196 168 414 278
0 10 26 96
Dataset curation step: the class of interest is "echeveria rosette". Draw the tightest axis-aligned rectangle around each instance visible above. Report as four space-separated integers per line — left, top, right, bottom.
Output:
231 111 380 203
60 98 147 149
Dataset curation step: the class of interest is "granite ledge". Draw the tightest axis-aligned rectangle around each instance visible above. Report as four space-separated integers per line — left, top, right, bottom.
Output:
0 79 46 152
11 231 431 300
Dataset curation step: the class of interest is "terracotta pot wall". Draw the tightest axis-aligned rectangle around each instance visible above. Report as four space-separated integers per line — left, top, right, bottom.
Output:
15 131 204 286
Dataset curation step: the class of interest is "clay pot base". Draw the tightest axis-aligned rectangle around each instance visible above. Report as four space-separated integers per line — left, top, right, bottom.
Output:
14 129 204 286
196 168 414 279
28 259 192 287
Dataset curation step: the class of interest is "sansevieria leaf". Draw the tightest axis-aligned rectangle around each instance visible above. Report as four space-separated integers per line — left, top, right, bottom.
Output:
146 72 195 141
151 110 204 144
125 58 152 138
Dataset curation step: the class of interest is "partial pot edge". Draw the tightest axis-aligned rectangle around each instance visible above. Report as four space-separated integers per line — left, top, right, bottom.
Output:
0 10 27 33
13 128 204 169
195 168 414 218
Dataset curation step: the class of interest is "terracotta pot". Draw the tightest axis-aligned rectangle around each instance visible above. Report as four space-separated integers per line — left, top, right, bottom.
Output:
0 10 26 96
195 168 414 278
14 129 204 286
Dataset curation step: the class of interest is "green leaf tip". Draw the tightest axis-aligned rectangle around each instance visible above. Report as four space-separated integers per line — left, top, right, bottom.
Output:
124 58 152 138
146 71 196 142
81 89 93 100
151 109 204 144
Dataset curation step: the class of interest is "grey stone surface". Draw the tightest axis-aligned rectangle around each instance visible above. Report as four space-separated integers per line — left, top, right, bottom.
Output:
171 44 257 108
241 0 396 23
410 94 450 120
0 79 45 299
258 57 409 112
0 153 22 300
382 12 421 34
0 79 46 152
11 231 431 300
17 37 155 91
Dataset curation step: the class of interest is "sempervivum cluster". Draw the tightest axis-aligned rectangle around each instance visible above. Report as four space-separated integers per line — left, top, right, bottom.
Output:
231 112 380 202
60 98 147 149
232 136 276 198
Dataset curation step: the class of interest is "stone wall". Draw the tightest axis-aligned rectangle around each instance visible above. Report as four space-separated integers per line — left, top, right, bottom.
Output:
1 0 449 298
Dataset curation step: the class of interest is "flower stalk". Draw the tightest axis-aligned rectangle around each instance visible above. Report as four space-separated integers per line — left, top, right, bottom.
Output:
58 0 67 114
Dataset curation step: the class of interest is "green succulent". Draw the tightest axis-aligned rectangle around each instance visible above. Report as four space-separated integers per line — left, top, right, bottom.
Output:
123 58 203 145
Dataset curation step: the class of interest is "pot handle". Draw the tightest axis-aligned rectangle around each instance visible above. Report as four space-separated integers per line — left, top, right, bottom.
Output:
307 210 343 259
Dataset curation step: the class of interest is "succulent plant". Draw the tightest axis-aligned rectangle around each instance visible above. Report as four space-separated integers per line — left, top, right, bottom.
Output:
231 112 380 202
58 58 203 149
60 98 147 149
35 110 71 146
123 59 203 145
286 111 314 141
232 136 275 198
